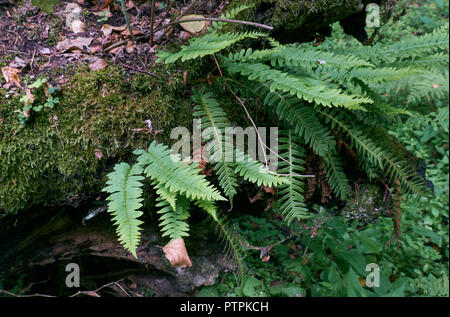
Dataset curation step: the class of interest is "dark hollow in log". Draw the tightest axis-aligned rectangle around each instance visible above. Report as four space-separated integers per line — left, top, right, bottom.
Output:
0 206 233 297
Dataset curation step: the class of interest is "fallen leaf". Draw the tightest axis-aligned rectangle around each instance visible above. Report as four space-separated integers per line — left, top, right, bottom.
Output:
94 149 103 160
125 40 136 53
1 66 21 87
101 24 127 36
179 14 206 34
39 47 51 55
93 7 112 18
95 0 112 10
90 45 102 54
126 0 137 9
56 37 93 52
109 45 125 54
261 255 270 262
23 88 35 106
89 58 107 71
162 238 192 268
71 20 86 33
120 28 143 37
64 3 82 28
9 57 27 68
262 186 275 194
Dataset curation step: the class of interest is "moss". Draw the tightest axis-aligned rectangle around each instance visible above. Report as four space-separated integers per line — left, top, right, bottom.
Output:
0 65 192 214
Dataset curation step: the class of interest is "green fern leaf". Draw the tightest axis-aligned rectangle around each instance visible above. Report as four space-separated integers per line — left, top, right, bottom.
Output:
277 129 309 223
135 141 225 202
156 195 190 240
103 162 145 258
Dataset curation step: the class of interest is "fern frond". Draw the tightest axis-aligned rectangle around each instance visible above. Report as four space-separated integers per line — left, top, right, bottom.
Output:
240 79 336 156
352 23 449 64
322 152 349 200
436 106 449 132
154 182 178 210
135 141 225 201
348 67 421 84
103 162 145 258
234 152 287 187
157 31 267 64
156 194 190 240
195 200 247 281
209 4 254 31
277 129 309 223
318 109 432 198
224 61 372 109
229 45 373 71
192 89 238 203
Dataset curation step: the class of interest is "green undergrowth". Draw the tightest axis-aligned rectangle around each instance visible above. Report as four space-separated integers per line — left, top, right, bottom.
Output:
0 65 192 214
198 198 448 297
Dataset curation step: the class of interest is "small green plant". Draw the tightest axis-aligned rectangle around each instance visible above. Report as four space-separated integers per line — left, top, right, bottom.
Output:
15 78 59 124
96 10 111 23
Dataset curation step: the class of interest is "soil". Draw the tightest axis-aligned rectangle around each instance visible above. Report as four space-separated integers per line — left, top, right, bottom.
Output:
0 0 226 89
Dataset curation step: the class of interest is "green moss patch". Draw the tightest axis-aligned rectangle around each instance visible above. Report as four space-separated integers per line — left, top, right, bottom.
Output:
0 65 192 214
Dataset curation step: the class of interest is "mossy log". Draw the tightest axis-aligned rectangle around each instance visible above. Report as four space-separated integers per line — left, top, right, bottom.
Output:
0 205 231 296
0 65 192 215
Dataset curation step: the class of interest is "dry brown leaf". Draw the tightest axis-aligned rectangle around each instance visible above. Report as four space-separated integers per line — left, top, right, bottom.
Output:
179 15 206 34
162 238 192 268
101 24 127 36
41 82 49 98
120 28 143 37
125 40 136 53
89 58 107 71
125 0 136 9
90 45 102 54
262 186 275 194
24 88 35 106
9 57 27 68
1 66 21 87
71 20 86 33
261 255 270 262
56 37 93 52
109 45 125 54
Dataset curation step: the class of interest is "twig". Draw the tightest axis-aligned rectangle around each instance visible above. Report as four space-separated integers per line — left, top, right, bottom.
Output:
175 0 199 22
154 0 175 30
118 62 158 77
212 55 314 178
0 290 56 298
153 17 273 33
70 279 124 297
104 35 148 52
149 0 157 46
212 54 269 169
119 0 135 41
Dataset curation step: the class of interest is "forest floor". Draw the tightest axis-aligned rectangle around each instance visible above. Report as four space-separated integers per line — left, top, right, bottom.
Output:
0 0 223 89
0 0 448 298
